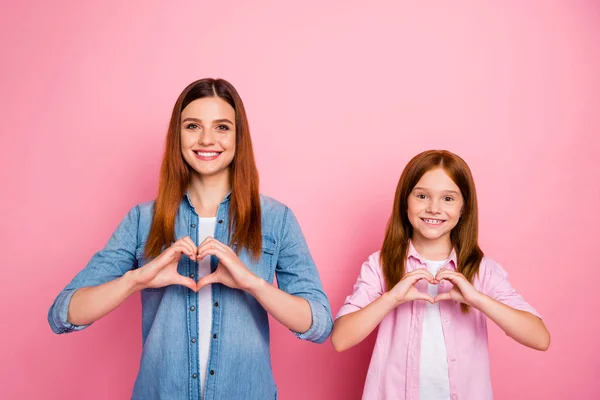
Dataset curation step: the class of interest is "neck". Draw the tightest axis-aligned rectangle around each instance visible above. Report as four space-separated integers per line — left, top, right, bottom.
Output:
187 169 231 217
411 233 452 261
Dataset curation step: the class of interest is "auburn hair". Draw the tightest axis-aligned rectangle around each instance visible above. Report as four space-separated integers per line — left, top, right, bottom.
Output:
380 150 483 312
145 78 261 259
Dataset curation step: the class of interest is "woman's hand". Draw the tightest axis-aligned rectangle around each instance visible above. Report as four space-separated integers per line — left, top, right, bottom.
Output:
195 237 261 292
132 237 198 291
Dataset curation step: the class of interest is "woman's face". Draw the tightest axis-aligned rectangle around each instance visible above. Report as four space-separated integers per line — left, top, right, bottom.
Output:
180 97 236 179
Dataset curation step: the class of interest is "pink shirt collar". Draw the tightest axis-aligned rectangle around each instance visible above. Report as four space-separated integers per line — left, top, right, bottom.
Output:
406 241 458 271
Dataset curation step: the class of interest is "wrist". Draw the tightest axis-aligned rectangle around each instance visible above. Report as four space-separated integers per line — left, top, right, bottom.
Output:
468 291 487 310
123 270 146 294
246 276 266 296
383 291 403 308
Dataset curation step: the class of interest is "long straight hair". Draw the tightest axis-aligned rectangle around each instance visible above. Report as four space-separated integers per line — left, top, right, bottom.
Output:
145 78 261 259
380 150 483 312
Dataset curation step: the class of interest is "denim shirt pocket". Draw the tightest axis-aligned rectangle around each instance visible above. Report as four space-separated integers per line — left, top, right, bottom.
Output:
239 235 277 282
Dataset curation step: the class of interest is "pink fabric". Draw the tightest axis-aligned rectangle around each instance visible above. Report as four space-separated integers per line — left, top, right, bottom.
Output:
336 244 541 400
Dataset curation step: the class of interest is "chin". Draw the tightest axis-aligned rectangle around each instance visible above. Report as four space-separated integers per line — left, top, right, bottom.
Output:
197 169 225 177
418 229 449 241
422 234 445 241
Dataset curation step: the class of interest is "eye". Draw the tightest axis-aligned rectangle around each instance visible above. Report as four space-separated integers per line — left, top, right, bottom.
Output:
216 124 230 131
416 194 427 199
185 123 199 130
443 196 454 202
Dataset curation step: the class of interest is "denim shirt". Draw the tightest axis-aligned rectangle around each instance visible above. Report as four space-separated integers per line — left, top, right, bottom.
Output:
48 193 333 400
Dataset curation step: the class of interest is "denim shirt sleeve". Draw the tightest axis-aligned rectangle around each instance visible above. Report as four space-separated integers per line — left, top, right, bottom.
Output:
275 207 333 343
48 205 141 334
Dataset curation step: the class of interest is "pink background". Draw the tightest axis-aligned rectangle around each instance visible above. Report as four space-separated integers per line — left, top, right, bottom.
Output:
1 1 599 399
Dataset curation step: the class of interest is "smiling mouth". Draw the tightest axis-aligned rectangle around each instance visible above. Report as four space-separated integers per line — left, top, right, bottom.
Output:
193 150 222 160
421 218 445 225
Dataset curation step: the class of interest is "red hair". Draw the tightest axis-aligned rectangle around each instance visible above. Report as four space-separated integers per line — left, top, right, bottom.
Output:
380 150 483 312
145 78 261 259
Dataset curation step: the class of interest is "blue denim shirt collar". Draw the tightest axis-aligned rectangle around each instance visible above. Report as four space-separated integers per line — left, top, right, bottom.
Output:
184 191 232 214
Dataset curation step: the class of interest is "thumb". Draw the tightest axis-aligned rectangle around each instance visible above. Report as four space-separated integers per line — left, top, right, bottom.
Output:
174 275 198 292
414 292 435 304
434 292 452 303
196 273 218 291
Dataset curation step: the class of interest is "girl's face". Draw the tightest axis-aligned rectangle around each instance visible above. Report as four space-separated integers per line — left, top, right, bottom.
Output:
407 167 464 245
180 97 236 179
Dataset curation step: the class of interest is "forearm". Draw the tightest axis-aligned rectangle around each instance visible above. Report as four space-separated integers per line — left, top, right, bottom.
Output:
67 270 142 326
474 294 550 351
248 278 313 334
331 292 398 352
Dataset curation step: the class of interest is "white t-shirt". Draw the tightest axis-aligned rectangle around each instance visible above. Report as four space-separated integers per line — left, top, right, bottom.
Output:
419 259 451 400
197 217 216 397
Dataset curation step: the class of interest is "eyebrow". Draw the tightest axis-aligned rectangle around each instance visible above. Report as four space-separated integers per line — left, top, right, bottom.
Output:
413 186 460 195
181 117 234 125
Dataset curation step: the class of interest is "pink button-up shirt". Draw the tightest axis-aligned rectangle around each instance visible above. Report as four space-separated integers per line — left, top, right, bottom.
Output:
336 245 540 400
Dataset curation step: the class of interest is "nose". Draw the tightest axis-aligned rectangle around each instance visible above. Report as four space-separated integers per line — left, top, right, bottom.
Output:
198 129 215 146
426 198 441 214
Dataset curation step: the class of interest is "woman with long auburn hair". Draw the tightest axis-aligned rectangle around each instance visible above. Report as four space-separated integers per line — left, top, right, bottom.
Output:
48 78 332 400
331 150 550 400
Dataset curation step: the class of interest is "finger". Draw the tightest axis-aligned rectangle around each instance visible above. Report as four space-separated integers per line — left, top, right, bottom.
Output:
407 268 434 277
408 268 435 281
405 270 435 284
180 236 198 255
406 269 432 278
167 244 196 260
173 275 198 292
197 236 218 248
435 271 462 282
197 240 228 258
197 245 227 263
196 272 218 291
175 240 196 261
436 269 464 278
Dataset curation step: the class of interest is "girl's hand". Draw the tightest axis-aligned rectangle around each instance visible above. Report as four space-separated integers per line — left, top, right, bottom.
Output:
434 269 483 306
389 269 435 305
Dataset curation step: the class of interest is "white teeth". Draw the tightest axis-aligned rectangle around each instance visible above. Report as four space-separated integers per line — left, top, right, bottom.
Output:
196 152 219 157
424 219 443 224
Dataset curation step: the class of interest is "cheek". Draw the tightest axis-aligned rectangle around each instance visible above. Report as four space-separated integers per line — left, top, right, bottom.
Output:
447 206 462 222
406 204 422 225
218 134 235 151
180 133 193 148
407 200 423 217
406 199 416 215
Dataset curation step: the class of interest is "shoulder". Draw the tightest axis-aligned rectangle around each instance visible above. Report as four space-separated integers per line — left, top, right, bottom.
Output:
361 250 384 277
129 200 156 226
358 250 386 290
478 256 507 276
259 194 295 227
259 194 288 215
136 200 155 216
366 250 383 268
476 255 510 290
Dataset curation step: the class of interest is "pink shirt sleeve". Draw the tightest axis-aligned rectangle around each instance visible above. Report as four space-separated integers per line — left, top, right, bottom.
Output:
481 257 542 318
336 252 385 319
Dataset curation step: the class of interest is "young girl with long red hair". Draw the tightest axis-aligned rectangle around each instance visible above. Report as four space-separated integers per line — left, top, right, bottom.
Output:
331 150 549 400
